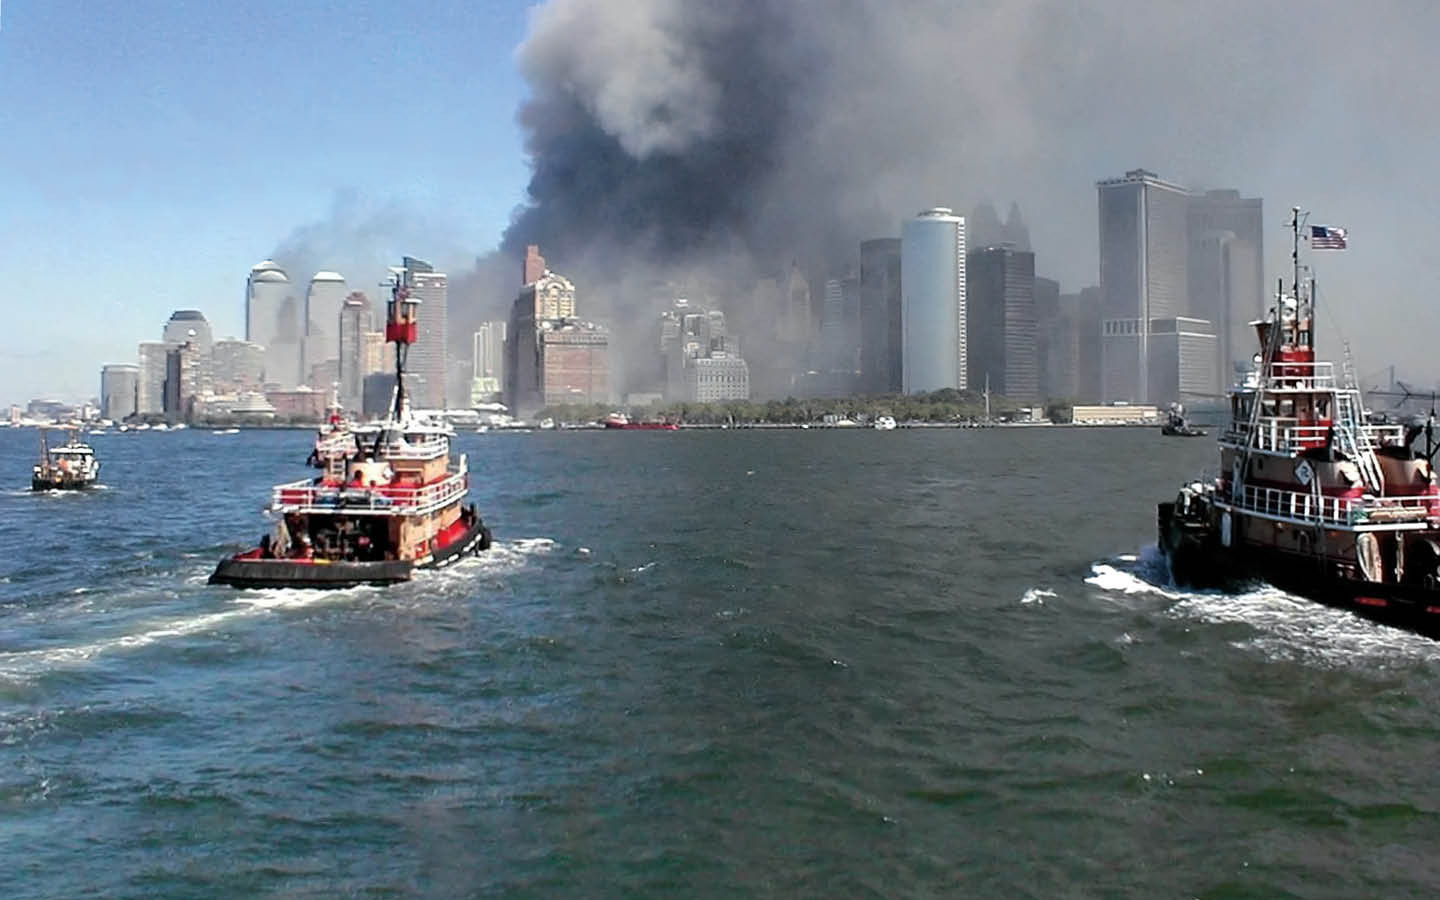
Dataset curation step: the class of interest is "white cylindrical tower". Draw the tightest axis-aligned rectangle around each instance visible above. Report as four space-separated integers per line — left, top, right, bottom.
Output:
901 208 966 393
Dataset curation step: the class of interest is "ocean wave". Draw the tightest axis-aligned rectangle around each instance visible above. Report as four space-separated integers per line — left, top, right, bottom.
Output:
1085 549 1440 668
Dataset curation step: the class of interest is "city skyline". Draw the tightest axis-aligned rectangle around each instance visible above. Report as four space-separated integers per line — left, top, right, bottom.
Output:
8 2 1440 405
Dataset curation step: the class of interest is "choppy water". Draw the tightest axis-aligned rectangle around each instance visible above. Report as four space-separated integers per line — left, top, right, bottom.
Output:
3 426 1439 897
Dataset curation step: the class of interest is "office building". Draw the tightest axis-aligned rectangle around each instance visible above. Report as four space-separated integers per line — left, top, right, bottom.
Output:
657 298 750 402
100 364 139 421
1097 169 1192 403
137 340 177 415
402 257 448 408
212 339 265 392
338 291 371 412
1149 317 1220 401
1188 189 1264 386
901 208 966 393
471 320 506 404
246 260 301 388
967 245 1038 403
304 271 348 386
859 238 902 394
506 246 610 414
163 310 213 395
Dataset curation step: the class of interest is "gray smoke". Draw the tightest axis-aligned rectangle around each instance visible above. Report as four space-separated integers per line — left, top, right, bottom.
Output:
499 0 1440 379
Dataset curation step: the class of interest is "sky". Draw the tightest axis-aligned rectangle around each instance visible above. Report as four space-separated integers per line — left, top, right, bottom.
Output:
5 0 1440 405
0 0 533 404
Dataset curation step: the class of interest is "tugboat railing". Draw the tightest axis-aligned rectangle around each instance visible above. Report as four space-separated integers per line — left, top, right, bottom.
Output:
1224 420 1406 453
1263 360 1336 390
1228 483 1437 527
271 471 468 516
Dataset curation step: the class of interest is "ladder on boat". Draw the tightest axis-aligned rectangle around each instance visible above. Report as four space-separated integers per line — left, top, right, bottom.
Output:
1337 343 1384 493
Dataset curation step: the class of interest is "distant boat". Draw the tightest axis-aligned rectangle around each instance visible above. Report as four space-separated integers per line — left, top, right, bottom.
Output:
603 413 679 431
213 428 240 435
32 428 101 491
873 416 898 431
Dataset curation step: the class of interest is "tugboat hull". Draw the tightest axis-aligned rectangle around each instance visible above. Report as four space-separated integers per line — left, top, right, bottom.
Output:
1158 502 1440 638
209 513 492 589
31 475 98 491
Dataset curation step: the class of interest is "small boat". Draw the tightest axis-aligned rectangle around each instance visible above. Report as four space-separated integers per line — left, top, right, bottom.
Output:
873 415 898 431
209 259 493 589
32 429 101 491
213 428 240 435
1160 208 1440 637
603 413 679 431
1161 403 1207 437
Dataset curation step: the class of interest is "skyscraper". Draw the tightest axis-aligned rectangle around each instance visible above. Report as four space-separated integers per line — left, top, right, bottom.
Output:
901 208 966 393
338 291 371 413
471 320 506 404
100 364 139 421
163 310 213 396
212 339 265 392
967 245 1038 403
505 248 609 414
137 341 178 415
246 259 298 387
859 238 902 394
403 257 448 409
305 271 348 387
1097 169 1191 403
1188 189 1264 386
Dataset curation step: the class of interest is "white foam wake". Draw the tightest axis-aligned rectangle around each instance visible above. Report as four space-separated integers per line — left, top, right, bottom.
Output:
1084 549 1440 668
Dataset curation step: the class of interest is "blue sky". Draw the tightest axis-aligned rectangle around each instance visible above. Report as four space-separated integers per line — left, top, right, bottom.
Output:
0 0 534 404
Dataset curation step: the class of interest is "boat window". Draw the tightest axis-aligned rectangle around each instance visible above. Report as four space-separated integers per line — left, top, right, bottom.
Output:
1279 398 1295 417
1316 397 1330 419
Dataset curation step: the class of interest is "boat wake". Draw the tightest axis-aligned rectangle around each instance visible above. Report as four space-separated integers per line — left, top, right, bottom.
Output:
0 540 557 683
1086 547 1440 668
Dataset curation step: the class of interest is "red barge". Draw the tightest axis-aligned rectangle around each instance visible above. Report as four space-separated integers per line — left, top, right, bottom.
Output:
603 413 679 431
1160 209 1440 636
210 260 492 589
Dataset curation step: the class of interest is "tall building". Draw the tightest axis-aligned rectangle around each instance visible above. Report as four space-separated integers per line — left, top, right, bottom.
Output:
338 291 371 413
783 264 812 346
246 260 299 387
505 248 609 414
1148 317 1219 401
164 342 205 420
1033 276 1062 400
304 271 348 387
100 364 139 421
1097 169 1192 403
967 246 1038 403
212 339 265 392
1188 189 1264 386
471 320 506 404
901 208 966 393
859 238 902 394
403 257 448 409
821 276 860 375
137 341 177 415
163 310 213 395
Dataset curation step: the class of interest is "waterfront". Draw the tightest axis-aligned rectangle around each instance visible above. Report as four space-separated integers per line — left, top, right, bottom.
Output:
3 427 1440 897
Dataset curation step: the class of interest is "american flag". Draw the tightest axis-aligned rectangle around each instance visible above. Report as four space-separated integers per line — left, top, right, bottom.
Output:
1310 225 1348 250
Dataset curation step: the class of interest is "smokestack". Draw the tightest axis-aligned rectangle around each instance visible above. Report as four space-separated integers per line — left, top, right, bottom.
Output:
523 245 546 285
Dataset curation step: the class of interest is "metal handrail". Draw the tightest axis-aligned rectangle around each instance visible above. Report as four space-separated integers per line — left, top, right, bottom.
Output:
1228 483 1437 527
272 471 467 516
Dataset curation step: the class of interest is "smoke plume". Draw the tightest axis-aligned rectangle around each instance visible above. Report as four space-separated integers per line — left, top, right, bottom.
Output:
496 0 1440 383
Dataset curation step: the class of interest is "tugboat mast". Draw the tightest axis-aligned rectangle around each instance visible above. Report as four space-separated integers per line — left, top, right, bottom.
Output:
384 265 421 423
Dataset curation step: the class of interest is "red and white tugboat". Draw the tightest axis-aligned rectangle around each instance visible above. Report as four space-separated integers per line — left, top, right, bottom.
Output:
210 261 492 589
1160 209 1440 635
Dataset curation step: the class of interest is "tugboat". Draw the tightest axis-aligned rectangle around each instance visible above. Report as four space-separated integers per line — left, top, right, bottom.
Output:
209 261 493 589
1159 209 1440 636
31 428 101 490
603 412 679 431
1161 403 1207 437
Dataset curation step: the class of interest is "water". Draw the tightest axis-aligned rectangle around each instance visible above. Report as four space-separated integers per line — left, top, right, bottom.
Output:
3 426 1440 897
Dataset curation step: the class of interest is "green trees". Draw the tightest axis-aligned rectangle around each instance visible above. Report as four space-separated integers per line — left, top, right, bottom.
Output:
534 390 1030 426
